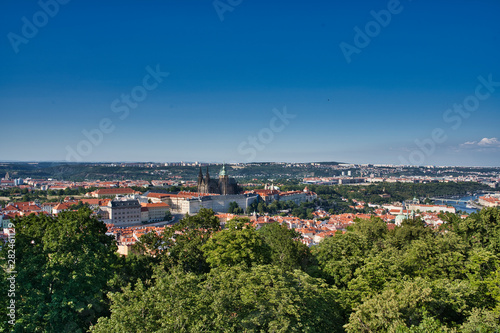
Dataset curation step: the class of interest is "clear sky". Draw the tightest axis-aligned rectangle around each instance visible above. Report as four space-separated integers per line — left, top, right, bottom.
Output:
1 0 499 166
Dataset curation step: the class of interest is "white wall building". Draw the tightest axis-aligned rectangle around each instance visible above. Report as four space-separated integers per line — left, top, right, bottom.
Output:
140 202 170 222
102 197 141 226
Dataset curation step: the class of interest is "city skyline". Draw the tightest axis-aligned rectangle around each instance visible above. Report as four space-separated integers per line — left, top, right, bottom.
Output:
1 0 500 166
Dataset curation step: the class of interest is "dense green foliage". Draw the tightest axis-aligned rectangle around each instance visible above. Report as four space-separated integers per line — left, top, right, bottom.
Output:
3 207 500 332
91 265 344 333
0 209 120 332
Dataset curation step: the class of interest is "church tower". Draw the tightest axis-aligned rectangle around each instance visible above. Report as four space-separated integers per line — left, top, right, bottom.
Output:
197 163 238 195
219 163 228 195
197 167 204 193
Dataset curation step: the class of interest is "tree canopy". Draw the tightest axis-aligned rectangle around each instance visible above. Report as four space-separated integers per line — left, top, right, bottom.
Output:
3 206 500 332
0 209 119 332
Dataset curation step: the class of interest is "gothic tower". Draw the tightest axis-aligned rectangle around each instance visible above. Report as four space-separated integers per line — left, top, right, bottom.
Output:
219 163 228 195
197 167 204 193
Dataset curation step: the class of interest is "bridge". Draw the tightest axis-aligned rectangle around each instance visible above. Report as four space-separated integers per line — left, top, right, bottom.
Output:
430 197 469 204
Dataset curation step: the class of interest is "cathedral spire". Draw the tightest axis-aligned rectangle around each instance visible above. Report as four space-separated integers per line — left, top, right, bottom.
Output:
219 163 227 177
198 167 203 182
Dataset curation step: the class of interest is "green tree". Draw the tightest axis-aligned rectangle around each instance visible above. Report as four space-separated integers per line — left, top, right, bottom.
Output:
345 277 474 333
91 267 202 332
1 209 119 332
400 232 467 280
460 307 500 333
92 265 345 333
202 218 271 268
386 217 433 250
258 222 312 271
444 208 500 254
313 232 368 288
352 216 388 251
134 208 221 274
228 201 244 214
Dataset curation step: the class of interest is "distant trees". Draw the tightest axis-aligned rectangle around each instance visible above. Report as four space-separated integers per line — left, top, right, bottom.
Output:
227 201 243 214
68 201 89 210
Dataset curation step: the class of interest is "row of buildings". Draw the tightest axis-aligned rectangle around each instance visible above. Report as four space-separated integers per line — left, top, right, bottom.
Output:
478 195 500 207
303 174 500 188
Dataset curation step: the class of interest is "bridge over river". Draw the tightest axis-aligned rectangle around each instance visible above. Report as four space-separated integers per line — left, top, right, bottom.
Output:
430 196 484 209
430 197 470 204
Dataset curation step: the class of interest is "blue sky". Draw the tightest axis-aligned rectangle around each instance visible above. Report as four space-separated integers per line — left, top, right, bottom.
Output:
1 0 499 166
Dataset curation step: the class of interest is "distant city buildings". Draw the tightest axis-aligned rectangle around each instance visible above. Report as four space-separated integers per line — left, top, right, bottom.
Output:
88 188 141 198
1 162 499 254
478 195 500 207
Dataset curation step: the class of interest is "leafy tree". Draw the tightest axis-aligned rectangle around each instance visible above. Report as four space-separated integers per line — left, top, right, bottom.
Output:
91 267 202 332
180 208 221 230
92 265 345 333
69 201 89 210
134 208 221 274
386 217 433 250
460 307 500 333
202 218 271 268
391 315 450 333
164 208 221 273
164 227 211 274
132 229 164 256
313 232 368 288
400 232 467 280
346 277 475 333
228 201 244 214
199 265 344 332
443 208 500 254
258 222 312 271
352 216 388 251
106 252 158 297
257 202 267 214
1 209 119 332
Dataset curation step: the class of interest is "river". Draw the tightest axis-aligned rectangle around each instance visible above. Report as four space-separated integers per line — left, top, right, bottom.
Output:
449 195 479 214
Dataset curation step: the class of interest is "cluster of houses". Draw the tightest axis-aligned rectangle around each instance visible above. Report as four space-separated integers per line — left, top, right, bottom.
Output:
0 195 171 228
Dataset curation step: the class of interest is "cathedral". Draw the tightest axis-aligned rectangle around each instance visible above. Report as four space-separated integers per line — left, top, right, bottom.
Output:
197 164 239 195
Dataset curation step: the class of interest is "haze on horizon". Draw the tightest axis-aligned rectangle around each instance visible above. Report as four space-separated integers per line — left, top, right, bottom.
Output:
1 0 499 166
